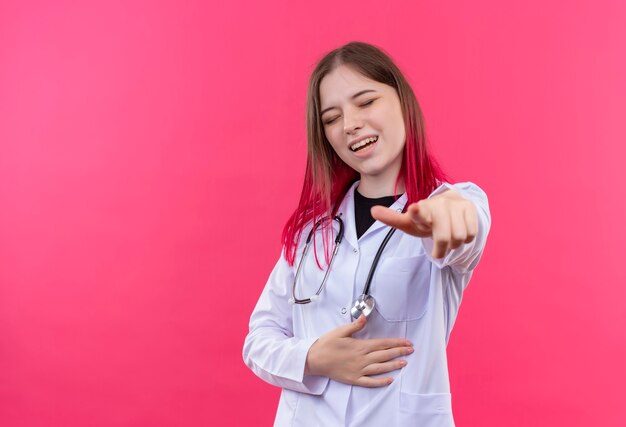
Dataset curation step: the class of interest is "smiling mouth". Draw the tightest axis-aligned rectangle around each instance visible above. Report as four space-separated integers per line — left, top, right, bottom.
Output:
350 136 378 152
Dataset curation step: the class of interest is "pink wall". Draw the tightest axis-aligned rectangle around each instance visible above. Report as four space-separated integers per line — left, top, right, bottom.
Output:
1 1 625 426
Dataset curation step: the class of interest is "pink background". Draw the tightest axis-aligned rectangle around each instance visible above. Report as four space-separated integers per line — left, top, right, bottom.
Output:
1 1 625 426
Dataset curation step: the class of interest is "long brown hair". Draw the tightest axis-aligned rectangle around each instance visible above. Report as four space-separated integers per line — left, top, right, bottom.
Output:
281 41 449 267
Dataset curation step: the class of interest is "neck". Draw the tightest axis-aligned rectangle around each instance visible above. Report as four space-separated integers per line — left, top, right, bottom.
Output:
357 175 405 198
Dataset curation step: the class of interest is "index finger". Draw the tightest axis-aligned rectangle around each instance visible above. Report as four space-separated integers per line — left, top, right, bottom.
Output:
370 206 426 237
370 205 406 228
364 337 413 352
371 205 433 237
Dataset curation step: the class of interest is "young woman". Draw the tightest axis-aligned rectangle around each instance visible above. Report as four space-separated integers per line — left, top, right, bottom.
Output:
243 41 491 426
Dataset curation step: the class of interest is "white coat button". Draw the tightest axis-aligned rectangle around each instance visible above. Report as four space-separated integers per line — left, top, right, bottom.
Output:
353 248 358 253
341 307 347 314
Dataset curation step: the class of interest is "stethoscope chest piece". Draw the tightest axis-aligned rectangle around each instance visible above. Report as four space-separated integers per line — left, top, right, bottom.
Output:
351 294 376 319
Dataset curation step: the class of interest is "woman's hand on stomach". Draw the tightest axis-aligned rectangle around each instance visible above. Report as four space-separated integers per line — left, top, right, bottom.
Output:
304 314 413 387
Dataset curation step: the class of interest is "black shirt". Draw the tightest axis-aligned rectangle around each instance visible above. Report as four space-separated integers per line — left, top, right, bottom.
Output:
354 188 399 240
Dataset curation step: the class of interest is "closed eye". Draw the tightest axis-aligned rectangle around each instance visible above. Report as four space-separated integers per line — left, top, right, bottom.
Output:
322 99 377 125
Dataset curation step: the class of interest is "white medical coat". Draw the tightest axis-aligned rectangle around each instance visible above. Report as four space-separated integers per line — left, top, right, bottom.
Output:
243 181 491 426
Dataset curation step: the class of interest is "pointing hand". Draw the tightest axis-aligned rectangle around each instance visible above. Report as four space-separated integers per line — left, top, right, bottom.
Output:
371 189 478 259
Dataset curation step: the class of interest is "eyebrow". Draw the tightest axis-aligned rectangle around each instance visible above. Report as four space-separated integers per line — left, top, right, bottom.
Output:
320 89 377 116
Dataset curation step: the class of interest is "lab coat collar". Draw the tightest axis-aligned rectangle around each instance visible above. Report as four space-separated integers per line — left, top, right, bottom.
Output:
334 180 408 248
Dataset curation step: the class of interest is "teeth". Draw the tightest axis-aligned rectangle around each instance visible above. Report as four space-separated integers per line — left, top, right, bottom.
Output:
350 136 378 151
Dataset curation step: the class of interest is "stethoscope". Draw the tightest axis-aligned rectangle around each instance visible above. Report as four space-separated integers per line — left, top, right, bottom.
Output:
289 203 407 319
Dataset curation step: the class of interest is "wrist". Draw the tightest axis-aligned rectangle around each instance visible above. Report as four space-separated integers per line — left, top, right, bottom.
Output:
304 339 320 376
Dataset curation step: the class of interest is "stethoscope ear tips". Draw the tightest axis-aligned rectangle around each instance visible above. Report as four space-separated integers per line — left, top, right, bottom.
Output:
288 298 296 305
309 295 319 302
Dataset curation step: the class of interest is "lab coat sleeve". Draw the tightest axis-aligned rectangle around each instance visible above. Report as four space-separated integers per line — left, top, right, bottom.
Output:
420 181 491 274
242 249 329 395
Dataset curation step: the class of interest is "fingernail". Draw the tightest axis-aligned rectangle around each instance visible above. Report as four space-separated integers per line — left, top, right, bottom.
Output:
399 360 407 366
407 347 414 354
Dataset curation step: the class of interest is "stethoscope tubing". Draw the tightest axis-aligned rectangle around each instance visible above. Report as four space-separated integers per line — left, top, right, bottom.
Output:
290 202 407 310
291 216 344 304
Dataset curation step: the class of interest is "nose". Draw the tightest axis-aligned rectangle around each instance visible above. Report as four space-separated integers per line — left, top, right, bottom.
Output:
343 109 363 135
